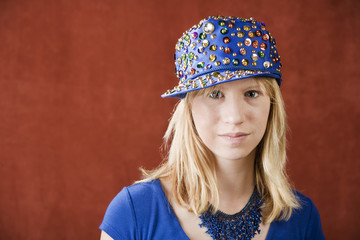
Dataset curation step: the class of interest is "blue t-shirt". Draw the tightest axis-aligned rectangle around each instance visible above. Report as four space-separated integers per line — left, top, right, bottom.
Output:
100 179 325 239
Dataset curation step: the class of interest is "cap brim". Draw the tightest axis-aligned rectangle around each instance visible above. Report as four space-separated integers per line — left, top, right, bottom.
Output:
161 69 281 98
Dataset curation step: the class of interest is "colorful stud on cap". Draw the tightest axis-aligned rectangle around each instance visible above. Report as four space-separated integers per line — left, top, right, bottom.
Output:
162 16 282 98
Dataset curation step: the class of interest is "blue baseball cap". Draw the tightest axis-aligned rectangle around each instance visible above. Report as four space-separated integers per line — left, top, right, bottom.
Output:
162 16 282 98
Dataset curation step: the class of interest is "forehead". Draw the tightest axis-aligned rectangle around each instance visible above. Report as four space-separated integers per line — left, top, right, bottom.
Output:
190 77 265 97
218 78 261 89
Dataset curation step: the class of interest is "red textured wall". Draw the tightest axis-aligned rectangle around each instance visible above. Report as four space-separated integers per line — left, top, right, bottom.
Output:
1 0 359 239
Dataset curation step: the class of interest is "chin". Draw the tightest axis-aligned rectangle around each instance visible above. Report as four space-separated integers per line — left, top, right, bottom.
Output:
215 150 254 162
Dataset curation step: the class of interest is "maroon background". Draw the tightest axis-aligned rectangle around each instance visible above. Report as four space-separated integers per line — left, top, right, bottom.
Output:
1 0 359 239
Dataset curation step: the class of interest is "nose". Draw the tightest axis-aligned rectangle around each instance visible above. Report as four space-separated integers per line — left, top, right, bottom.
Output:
222 96 246 125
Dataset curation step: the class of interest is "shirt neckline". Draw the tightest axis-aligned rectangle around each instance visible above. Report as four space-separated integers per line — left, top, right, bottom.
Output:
154 179 191 240
153 178 273 240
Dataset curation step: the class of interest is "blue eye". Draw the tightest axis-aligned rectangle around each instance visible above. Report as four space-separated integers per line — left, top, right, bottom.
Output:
209 90 223 99
245 90 259 98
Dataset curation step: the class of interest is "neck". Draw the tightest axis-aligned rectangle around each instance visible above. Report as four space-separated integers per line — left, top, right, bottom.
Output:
215 150 256 214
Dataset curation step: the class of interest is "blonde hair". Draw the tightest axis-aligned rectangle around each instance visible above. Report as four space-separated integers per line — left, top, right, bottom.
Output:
139 77 300 223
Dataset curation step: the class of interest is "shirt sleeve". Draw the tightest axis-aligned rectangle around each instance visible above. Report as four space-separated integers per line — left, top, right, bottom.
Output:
266 192 325 240
305 197 325 240
99 187 138 240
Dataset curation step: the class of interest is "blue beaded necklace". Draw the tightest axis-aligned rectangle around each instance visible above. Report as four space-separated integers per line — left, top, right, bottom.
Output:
199 188 264 240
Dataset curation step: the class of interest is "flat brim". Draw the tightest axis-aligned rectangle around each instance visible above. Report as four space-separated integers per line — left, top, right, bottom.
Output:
161 69 281 98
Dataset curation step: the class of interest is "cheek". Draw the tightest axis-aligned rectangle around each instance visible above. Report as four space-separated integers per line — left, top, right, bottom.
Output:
192 106 210 131
254 101 271 135
191 100 218 138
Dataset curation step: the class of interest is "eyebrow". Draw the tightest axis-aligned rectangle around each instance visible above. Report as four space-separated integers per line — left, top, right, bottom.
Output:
243 84 262 90
197 85 223 95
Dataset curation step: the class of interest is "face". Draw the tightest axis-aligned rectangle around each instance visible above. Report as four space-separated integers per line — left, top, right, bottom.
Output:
190 77 271 163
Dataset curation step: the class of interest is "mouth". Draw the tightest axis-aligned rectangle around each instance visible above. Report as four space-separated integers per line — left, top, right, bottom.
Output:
219 132 249 143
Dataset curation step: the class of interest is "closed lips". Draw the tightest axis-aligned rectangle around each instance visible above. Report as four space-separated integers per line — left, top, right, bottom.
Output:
219 132 249 137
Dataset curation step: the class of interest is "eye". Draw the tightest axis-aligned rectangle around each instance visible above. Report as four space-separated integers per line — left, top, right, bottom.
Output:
209 90 223 99
245 90 259 98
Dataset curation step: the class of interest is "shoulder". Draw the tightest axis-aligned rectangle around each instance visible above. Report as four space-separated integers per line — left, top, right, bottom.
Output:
292 191 322 226
103 179 164 214
267 191 325 240
125 179 169 216
99 179 171 240
293 190 317 216
126 179 165 201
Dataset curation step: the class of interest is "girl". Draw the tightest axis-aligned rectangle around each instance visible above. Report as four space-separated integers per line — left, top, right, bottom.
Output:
100 16 325 240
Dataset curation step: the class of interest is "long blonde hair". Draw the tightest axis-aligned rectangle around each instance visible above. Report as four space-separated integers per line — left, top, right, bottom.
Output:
139 77 300 223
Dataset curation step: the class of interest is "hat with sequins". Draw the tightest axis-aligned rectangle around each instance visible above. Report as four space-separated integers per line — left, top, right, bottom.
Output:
162 16 282 98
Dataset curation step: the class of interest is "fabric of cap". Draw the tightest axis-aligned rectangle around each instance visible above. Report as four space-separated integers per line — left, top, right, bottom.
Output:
162 16 282 98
